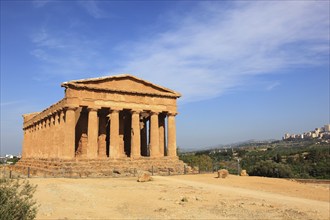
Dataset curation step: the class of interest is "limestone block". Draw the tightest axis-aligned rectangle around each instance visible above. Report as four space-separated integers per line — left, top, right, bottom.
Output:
217 169 229 178
240 169 249 176
137 171 153 182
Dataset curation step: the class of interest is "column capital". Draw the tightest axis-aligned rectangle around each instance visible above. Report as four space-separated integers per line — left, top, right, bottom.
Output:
109 107 122 112
167 112 178 116
65 105 78 111
59 110 65 119
107 108 121 118
131 109 142 114
150 110 161 116
87 107 99 112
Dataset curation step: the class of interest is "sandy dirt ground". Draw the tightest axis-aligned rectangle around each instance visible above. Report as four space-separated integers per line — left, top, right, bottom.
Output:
27 174 329 219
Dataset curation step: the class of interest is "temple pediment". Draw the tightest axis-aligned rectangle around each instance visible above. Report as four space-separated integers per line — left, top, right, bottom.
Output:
61 74 181 98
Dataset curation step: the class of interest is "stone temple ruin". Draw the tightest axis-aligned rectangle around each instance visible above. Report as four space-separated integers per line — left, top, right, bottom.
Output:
14 74 185 177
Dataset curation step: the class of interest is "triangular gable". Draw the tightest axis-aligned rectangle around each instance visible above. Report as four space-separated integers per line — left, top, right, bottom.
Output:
61 74 181 98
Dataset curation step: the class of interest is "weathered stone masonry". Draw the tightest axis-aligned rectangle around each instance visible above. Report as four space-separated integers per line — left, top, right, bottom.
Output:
15 74 185 177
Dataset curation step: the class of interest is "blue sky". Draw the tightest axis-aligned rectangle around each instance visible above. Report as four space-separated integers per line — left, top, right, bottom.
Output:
1 1 329 155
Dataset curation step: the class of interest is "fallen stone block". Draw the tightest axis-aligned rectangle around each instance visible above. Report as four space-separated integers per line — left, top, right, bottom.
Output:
217 169 229 178
137 171 153 182
240 169 249 176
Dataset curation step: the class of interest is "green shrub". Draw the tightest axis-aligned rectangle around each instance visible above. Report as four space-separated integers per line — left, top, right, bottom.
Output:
179 154 213 171
248 160 293 178
0 178 38 220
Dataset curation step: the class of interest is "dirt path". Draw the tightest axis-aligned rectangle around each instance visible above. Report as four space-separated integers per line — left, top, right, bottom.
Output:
27 174 329 219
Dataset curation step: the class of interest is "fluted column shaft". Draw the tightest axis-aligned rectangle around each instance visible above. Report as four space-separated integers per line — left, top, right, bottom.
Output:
63 107 76 159
22 128 27 158
159 114 166 157
49 116 55 158
58 110 65 158
87 108 99 158
98 113 107 158
130 110 141 158
54 112 60 159
167 113 177 157
140 120 148 156
150 111 160 157
109 109 120 159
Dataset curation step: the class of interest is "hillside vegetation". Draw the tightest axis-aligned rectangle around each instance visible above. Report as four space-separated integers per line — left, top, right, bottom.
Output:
179 139 330 179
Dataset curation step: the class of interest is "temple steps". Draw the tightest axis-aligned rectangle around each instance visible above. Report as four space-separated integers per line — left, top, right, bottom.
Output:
12 157 186 178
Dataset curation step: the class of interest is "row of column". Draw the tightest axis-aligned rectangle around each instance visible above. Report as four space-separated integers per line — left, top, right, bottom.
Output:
23 107 76 159
104 108 177 159
23 107 177 160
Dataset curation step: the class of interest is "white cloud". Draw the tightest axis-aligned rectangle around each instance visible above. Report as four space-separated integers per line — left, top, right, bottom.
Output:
30 28 109 80
113 1 329 102
0 100 24 107
266 82 280 91
77 0 106 19
32 0 52 8
30 1 329 102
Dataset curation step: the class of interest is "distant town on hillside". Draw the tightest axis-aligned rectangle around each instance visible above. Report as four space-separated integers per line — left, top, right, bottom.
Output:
283 124 330 141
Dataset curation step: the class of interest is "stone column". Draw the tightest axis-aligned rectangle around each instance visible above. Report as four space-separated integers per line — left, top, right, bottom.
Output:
29 127 33 157
87 108 99 158
109 108 120 159
63 106 76 159
31 124 36 158
48 115 55 158
30 122 38 158
118 112 126 157
54 112 60 159
167 112 177 157
45 118 50 158
37 121 42 158
58 110 65 158
159 113 166 157
130 110 141 159
22 128 27 158
28 127 32 157
41 120 46 158
29 127 32 157
140 119 148 156
36 121 41 158
149 111 160 158
42 120 46 158
23 125 31 158
98 112 107 158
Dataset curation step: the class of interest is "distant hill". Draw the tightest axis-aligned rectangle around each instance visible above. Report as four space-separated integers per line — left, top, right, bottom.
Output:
181 139 279 153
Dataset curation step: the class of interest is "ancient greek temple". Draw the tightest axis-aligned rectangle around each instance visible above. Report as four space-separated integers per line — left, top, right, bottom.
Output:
15 74 185 177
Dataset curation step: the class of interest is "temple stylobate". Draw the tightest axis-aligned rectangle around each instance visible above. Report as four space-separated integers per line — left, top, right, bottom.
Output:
16 74 185 177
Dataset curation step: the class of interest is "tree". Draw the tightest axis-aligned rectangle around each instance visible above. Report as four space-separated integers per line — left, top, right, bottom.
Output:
272 153 282 163
248 160 293 178
0 178 38 220
197 155 213 172
7 157 20 165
